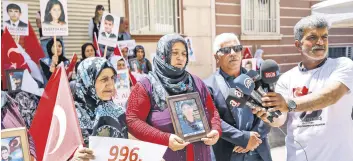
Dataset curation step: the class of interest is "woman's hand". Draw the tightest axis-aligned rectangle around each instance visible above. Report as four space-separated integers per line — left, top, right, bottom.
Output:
201 130 219 146
52 54 59 65
168 134 190 151
70 145 95 161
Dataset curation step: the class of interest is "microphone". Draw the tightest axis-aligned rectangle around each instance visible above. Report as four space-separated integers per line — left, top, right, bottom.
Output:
260 59 280 92
225 74 255 108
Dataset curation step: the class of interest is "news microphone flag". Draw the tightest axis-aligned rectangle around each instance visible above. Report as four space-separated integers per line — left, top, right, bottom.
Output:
30 64 83 161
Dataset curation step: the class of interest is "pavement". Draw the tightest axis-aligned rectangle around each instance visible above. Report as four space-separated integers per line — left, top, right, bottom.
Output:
271 146 286 161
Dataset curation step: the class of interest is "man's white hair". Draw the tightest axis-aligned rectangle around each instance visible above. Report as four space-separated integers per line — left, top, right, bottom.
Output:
213 33 240 54
294 15 331 41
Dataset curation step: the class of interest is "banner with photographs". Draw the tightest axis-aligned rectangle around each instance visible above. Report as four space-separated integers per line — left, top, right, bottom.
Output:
118 40 137 57
98 12 120 47
185 37 196 62
40 0 69 36
113 69 130 109
2 2 29 36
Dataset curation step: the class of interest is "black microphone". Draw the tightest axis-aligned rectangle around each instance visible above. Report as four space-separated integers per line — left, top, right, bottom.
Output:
225 74 255 108
260 59 280 92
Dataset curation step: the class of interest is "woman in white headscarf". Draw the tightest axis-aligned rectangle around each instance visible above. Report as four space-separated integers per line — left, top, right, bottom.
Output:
254 49 264 70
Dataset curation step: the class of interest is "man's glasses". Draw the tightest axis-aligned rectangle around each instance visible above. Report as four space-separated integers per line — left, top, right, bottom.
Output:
217 45 243 55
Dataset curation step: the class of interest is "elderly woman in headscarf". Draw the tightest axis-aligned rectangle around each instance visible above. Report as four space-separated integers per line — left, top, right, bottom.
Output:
126 34 221 161
39 38 69 81
71 57 128 160
131 45 152 74
254 49 264 70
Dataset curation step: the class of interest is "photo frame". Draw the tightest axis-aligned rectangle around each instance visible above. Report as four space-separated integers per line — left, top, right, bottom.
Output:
128 58 140 73
5 69 25 93
1 127 31 161
167 92 211 143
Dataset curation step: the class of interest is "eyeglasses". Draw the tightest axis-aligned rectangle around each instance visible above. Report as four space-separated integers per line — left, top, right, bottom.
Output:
217 45 243 55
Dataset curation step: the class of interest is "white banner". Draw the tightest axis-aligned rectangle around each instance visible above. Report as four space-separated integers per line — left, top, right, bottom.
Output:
89 136 168 161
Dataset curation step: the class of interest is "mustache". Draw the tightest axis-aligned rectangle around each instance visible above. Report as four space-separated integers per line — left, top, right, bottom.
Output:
312 46 325 50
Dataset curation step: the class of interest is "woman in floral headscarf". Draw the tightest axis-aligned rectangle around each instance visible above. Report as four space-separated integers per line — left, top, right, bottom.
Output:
71 57 128 160
126 34 221 161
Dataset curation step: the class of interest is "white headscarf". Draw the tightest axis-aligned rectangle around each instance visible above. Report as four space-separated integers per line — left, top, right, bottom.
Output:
109 55 124 72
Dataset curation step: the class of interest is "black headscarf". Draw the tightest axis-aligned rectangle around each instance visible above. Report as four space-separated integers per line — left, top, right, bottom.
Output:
46 38 68 64
149 34 194 110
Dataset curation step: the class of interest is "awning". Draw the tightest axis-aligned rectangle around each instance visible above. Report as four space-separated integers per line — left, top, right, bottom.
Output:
311 0 353 27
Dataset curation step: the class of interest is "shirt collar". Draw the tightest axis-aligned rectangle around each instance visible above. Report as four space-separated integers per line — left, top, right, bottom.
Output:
11 20 20 27
298 58 327 72
219 67 247 81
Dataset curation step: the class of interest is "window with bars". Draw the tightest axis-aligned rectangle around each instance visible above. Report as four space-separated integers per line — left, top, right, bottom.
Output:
241 0 280 35
328 46 353 59
128 0 181 35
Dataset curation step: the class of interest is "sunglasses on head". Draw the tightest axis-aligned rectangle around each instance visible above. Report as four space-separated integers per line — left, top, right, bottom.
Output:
217 45 243 55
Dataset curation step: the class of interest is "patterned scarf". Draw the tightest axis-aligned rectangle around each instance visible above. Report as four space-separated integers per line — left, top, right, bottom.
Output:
74 57 128 145
149 34 194 110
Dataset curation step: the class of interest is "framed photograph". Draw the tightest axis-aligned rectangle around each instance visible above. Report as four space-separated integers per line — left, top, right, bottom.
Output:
5 69 25 93
2 2 29 36
98 12 120 47
128 58 141 73
40 0 69 36
242 58 257 71
1 127 31 161
167 92 211 143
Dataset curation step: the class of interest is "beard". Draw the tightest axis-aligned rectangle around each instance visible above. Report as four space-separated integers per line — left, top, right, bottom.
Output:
302 45 328 61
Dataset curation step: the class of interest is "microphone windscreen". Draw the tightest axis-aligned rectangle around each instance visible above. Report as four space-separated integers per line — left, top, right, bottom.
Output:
232 74 255 96
260 59 280 84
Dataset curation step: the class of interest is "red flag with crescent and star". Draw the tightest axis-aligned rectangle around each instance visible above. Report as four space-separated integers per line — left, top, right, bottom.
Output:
29 64 83 161
66 53 78 80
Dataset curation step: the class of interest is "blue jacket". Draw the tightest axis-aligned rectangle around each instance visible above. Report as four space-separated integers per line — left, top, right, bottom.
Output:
204 69 272 161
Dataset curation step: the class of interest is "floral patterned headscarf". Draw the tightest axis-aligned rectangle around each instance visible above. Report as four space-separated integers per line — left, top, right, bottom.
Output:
149 34 194 110
74 57 128 145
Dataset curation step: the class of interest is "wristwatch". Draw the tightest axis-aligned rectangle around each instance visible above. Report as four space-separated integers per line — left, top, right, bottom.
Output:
287 99 297 112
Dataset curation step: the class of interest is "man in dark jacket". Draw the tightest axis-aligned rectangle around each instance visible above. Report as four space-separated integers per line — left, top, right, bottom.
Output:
204 33 272 161
5 3 28 28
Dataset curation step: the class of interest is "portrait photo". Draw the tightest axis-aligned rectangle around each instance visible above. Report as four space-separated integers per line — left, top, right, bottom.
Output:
40 0 69 36
118 40 136 57
1 127 30 161
184 37 196 62
5 69 25 93
128 58 141 73
242 58 257 71
167 92 210 142
175 99 206 137
2 2 29 36
116 70 130 90
98 12 120 47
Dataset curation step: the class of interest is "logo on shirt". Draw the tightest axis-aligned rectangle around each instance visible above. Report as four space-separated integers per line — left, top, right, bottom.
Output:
293 86 323 123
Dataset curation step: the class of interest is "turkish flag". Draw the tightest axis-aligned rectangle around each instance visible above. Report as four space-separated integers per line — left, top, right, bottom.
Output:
29 64 83 161
23 22 45 64
114 44 122 56
243 47 253 59
93 32 102 57
1 28 30 89
66 53 78 80
128 70 137 86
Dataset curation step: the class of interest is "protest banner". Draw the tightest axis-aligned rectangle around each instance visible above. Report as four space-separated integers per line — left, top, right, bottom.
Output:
113 69 130 109
89 136 167 161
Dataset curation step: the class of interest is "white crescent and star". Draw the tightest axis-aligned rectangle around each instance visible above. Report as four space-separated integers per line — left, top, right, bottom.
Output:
48 105 67 154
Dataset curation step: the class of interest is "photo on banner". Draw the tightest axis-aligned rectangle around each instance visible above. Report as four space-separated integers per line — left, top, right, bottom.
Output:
185 37 196 62
118 40 136 57
1 127 31 161
242 58 257 71
40 0 69 36
2 1 29 36
5 69 25 93
98 12 120 47
113 69 131 109
128 58 141 73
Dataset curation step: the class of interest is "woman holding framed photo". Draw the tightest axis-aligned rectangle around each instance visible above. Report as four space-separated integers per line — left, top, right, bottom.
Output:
126 34 222 161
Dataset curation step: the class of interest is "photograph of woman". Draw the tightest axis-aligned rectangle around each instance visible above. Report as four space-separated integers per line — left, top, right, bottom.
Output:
43 0 66 26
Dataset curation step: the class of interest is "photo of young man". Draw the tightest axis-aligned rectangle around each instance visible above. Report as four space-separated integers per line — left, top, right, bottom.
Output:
5 3 28 28
101 15 116 39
